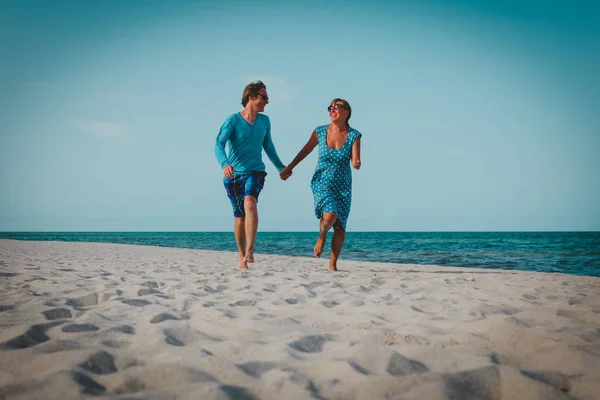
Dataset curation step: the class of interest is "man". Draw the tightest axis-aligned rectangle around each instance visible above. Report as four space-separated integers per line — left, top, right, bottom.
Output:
214 81 286 269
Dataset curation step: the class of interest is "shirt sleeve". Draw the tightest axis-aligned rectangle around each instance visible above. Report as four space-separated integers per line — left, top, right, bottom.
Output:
215 117 232 169
351 129 362 145
262 118 286 172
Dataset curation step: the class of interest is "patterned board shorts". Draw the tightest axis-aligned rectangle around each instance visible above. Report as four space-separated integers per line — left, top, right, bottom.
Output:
223 172 267 217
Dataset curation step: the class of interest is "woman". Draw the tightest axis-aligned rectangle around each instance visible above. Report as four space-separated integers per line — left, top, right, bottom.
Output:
280 98 362 271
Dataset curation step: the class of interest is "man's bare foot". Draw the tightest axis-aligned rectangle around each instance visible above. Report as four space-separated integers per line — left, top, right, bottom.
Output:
239 255 248 269
244 249 255 263
329 263 338 271
314 234 326 258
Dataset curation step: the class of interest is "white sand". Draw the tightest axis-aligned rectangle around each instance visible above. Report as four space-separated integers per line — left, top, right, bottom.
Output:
0 239 599 400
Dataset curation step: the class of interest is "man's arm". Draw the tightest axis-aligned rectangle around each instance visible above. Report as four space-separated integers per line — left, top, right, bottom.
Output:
262 119 286 172
215 118 234 177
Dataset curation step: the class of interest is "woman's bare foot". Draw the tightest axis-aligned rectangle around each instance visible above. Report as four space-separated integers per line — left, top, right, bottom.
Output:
328 262 338 271
239 255 248 269
314 234 326 257
244 249 255 264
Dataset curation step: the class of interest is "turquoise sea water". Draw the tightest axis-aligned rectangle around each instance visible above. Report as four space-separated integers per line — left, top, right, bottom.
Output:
0 232 598 277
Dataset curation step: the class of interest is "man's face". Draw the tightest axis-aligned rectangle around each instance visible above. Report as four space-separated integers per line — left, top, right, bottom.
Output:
253 89 269 112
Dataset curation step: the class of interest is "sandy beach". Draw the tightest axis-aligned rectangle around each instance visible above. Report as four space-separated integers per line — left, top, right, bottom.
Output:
0 239 599 399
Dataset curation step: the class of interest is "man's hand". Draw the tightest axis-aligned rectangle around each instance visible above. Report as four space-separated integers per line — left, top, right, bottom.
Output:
279 166 293 180
352 159 361 170
223 165 235 179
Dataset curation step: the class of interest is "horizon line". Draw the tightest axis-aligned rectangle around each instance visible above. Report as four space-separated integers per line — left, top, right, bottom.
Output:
1 230 599 234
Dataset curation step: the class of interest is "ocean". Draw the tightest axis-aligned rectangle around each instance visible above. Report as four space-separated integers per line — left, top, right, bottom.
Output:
1 231 599 277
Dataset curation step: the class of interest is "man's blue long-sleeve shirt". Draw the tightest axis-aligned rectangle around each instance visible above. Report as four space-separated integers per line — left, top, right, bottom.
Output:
215 113 285 174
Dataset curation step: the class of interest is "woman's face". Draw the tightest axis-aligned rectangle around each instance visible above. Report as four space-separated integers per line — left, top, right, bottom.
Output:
328 102 348 124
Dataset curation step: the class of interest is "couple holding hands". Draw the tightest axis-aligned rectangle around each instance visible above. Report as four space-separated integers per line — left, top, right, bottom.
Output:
214 81 362 271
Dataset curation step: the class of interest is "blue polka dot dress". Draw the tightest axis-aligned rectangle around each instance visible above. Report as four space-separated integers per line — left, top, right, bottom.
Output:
310 125 362 231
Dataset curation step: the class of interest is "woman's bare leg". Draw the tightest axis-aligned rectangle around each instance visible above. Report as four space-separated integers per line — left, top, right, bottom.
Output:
314 212 337 257
329 223 346 271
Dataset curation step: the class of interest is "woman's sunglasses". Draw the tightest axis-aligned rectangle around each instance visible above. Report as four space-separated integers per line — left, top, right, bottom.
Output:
327 103 346 112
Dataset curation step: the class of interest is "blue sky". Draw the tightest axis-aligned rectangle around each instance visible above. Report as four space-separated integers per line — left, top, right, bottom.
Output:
1 0 599 232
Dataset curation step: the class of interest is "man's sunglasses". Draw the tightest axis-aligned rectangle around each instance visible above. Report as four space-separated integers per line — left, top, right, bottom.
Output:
256 93 269 101
327 104 346 112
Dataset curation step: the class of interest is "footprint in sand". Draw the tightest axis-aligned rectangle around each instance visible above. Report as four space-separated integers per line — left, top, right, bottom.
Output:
347 361 370 375
263 284 277 293
79 351 118 375
442 365 500 400
386 352 429 376
371 278 386 286
109 325 136 335
521 370 572 393
320 300 339 308
163 328 221 347
137 288 162 296
252 312 274 320
0 321 65 350
0 304 15 312
72 371 107 395
288 334 332 353
62 323 99 333
236 361 279 378
522 293 539 303
204 286 221 294
42 308 72 320
150 313 182 324
101 340 131 349
121 299 152 307
66 293 99 308
144 281 159 289
229 300 256 307
219 385 257 400
478 304 521 317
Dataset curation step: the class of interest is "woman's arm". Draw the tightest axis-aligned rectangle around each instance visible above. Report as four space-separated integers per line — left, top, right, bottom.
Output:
280 130 318 180
352 136 361 170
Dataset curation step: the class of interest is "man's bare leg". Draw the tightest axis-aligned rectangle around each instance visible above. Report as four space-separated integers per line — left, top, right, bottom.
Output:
234 217 247 269
243 196 258 263
314 212 337 258
329 223 346 271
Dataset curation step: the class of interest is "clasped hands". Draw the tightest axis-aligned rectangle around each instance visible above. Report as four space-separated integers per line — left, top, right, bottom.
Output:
224 161 359 181
279 166 293 181
279 159 360 181
222 165 294 180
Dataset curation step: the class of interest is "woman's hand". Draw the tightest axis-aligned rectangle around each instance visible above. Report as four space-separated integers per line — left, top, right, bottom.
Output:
279 166 293 180
352 159 361 170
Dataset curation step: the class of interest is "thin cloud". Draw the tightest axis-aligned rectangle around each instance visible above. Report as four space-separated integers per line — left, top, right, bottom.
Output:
70 118 129 139
240 76 299 106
